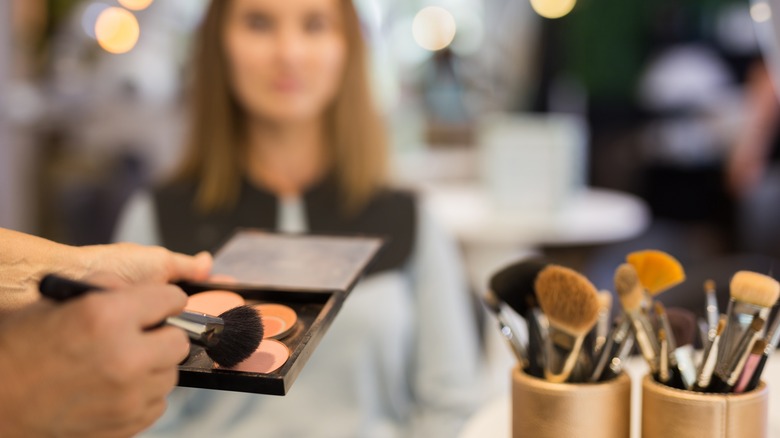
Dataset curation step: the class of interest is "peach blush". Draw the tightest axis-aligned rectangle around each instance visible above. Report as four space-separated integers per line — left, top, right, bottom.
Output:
254 303 297 339
261 315 287 339
219 339 290 373
186 290 245 315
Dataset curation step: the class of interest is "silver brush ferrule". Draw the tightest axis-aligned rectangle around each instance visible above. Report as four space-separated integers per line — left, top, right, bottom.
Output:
717 301 770 374
165 311 225 348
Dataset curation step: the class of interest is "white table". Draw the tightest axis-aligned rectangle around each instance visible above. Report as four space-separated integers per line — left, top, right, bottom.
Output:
423 184 651 247
459 354 780 438
422 183 651 294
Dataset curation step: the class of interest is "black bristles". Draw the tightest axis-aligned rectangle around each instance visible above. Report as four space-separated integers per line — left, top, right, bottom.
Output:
208 305 263 368
489 258 548 315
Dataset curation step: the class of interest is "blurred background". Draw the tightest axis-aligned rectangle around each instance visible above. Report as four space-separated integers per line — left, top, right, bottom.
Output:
1 0 779 299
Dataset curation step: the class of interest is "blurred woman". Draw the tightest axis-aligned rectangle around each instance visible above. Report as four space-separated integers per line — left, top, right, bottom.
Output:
114 0 484 436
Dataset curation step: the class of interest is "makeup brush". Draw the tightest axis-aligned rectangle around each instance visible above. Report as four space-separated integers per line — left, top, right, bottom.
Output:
694 317 726 392
534 265 601 383
38 274 263 368
734 340 768 393
710 316 765 393
744 310 780 392
615 263 659 373
489 258 549 377
591 318 635 382
482 291 528 367
626 250 686 297
704 279 719 343
657 329 671 384
666 307 699 389
593 291 613 355
717 271 779 372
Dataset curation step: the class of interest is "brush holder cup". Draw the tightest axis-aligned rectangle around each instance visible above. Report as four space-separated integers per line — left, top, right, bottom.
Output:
641 375 768 438
511 367 631 438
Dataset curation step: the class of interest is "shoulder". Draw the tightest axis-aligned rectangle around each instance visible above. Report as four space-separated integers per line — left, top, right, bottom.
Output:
353 187 418 275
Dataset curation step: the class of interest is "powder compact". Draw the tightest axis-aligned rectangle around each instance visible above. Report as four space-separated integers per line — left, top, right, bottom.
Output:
176 229 383 395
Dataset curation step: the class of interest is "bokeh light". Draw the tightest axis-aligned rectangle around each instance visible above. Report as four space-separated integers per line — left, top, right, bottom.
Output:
81 3 110 39
117 0 154 11
530 0 577 19
95 7 140 54
751 2 772 23
412 6 457 52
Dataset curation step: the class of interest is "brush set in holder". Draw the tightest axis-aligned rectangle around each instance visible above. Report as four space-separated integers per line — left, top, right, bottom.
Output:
486 259 632 438
616 252 779 438
487 249 780 438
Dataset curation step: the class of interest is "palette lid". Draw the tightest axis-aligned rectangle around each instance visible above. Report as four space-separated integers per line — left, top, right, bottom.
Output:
202 229 385 293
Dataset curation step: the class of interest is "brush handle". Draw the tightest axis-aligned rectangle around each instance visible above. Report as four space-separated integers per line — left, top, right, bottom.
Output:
694 333 721 391
627 311 658 373
745 354 769 392
718 301 769 375
39 274 103 300
543 331 584 383
598 330 635 382
493 310 529 368
38 274 220 349
734 353 762 393
525 309 546 378
591 318 630 382
705 290 719 338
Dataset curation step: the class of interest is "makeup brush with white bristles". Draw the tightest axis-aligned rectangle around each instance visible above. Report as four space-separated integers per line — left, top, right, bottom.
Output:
534 265 601 383
716 271 779 373
615 263 660 373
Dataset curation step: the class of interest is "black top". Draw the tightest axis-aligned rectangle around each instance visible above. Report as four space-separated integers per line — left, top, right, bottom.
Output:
152 178 417 276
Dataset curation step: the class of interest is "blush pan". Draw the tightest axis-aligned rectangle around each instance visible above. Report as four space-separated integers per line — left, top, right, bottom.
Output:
185 290 245 315
219 339 290 374
254 304 297 339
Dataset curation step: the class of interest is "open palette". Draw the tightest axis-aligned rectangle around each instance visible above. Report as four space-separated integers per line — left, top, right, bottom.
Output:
176 229 384 396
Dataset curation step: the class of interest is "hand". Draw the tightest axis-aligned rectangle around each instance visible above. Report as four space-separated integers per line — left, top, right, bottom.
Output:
0 284 189 437
79 243 213 287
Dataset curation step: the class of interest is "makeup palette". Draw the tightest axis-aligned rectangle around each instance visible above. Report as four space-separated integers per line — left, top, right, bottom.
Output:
176 229 383 395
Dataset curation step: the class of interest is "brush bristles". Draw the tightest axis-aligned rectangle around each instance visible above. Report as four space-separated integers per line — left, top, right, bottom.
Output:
626 250 686 295
534 265 600 334
750 316 766 333
730 271 780 308
489 258 548 315
704 279 715 292
615 264 644 312
208 305 263 368
654 302 666 316
666 307 698 347
658 328 667 342
752 339 768 355
717 317 726 336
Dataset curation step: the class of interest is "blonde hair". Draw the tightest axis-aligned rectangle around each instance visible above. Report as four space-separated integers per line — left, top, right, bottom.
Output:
176 0 388 213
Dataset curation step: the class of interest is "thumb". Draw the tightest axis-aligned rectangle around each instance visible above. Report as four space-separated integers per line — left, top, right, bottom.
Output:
167 251 213 282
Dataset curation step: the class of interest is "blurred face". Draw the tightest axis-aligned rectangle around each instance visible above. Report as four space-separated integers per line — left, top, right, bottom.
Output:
223 0 348 124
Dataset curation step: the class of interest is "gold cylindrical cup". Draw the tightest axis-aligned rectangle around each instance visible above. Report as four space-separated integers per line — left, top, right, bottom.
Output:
641 375 768 438
511 367 631 438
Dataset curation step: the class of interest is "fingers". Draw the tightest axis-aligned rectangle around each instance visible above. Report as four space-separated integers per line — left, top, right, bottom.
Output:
166 251 213 283
143 325 191 370
121 284 188 327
